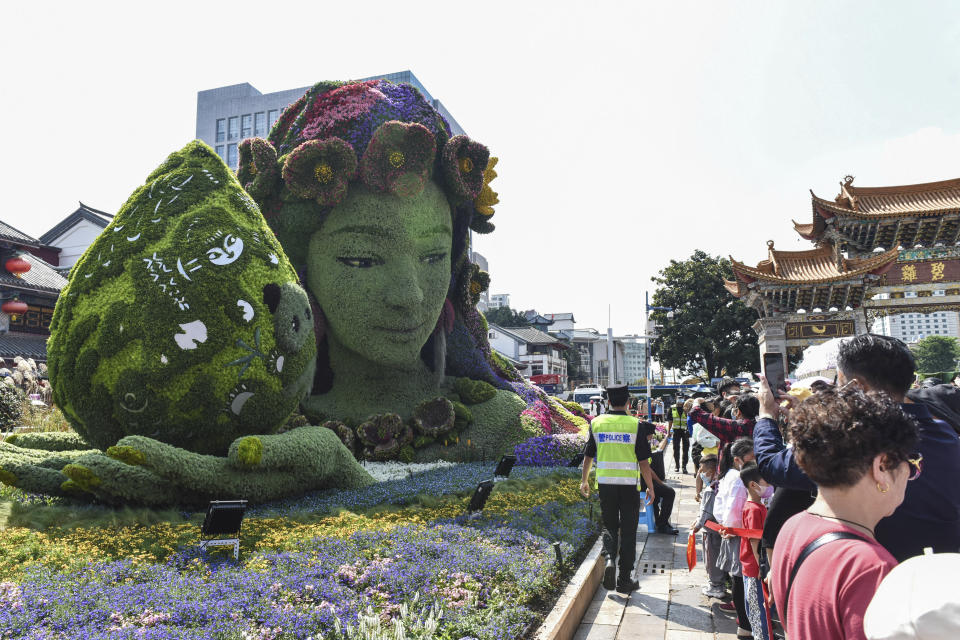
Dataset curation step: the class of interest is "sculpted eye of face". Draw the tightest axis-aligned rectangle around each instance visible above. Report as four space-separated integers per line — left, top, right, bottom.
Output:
336 249 448 269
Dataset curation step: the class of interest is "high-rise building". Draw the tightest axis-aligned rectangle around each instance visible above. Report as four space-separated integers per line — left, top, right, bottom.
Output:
196 71 466 169
871 292 960 343
617 335 648 385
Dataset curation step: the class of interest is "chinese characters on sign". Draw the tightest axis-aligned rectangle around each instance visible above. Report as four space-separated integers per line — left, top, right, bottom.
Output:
932 262 945 281
885 259 960 286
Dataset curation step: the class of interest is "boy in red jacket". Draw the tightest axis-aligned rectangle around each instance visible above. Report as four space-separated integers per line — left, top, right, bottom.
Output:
739 461 774 640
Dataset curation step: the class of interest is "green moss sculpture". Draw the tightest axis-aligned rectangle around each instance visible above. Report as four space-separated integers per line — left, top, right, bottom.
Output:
0 141 372 504
47 141 317 454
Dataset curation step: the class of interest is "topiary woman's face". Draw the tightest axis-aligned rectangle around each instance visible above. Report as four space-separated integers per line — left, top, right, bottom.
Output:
307 180 452 369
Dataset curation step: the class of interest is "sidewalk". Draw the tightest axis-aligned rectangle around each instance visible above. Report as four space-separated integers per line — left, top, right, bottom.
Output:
574 470 744 640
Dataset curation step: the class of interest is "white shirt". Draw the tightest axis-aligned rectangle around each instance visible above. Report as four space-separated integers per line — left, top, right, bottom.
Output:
715 468 748 528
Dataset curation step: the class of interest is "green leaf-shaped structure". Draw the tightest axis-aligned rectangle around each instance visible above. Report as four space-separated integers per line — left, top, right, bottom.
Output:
46 141 317 455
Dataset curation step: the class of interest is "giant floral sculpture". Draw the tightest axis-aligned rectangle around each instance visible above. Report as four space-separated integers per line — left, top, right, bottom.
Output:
0 80 587 506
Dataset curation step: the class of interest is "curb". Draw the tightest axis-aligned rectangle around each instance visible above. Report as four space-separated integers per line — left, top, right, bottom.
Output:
533 536 605 640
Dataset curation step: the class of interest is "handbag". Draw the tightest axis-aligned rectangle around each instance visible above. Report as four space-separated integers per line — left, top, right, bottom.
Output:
693 423 719 449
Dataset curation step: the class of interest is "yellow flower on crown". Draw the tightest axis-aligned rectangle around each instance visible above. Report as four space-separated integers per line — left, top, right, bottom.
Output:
474 157 499 218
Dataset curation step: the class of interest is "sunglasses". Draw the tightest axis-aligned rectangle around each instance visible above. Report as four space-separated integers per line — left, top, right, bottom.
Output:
907 453 923 482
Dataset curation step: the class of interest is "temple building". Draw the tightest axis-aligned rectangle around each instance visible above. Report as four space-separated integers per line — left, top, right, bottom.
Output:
728 175 960 369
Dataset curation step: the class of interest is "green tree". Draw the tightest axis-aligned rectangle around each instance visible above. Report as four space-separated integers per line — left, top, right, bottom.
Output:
913 335 960 375
561 342 582 383
483 306 530 327
650 251 760 382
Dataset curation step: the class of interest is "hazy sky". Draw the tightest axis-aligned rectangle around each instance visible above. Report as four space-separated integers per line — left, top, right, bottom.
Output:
5 1 960 333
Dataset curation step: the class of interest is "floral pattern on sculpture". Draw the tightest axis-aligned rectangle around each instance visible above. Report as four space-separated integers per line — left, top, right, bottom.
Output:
441 136 490 204
322 419 356 452
282 138 358 207
475 157 499 219
357 413 414 461
411 397 456 439
360 121 436 198
237 138 280 204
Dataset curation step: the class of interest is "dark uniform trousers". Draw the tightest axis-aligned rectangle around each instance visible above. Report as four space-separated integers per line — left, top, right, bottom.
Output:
672 428 690 470
598 484 640 579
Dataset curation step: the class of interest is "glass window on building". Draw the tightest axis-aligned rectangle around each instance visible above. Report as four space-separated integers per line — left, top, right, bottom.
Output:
267 109 279 130
227 143 238 168
216 119 226 143
241 114 252 138
215 145 224 159
228 117 239 140
254 112 266 136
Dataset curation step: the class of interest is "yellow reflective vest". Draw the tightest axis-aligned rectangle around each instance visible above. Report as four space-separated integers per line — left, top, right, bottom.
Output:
671 406 684 428
592 413 641 486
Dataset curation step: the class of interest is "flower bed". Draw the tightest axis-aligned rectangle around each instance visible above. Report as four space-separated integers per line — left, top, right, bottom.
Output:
0 465 598 640
514 434 586 467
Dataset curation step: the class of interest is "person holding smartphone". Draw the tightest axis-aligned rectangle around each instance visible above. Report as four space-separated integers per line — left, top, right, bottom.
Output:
754 334 960 562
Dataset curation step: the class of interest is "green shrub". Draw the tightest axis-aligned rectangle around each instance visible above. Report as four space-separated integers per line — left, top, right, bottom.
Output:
453 378 496 405
0 385 23 431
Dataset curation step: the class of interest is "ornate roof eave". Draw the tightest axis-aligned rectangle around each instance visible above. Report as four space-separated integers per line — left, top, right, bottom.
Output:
792 220 817 240
728 246 899 286
811 191 960 221
724 279 744 297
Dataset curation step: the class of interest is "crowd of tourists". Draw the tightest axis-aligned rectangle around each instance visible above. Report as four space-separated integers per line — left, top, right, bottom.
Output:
581 334 960 639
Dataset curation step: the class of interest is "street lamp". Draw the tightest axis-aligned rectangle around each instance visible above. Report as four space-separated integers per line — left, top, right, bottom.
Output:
645 291 674 421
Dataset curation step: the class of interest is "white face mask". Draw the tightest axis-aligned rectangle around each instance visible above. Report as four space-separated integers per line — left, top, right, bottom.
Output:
700 472 711 484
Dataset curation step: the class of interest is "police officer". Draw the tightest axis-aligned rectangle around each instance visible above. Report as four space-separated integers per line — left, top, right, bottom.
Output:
579 384 655 593
670 401 689 473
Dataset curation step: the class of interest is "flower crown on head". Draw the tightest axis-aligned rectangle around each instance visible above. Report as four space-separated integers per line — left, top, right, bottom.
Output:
236 80 499 241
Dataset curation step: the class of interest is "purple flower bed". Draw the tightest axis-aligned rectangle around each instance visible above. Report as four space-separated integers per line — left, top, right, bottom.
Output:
514 434 586 467
2 493 598 640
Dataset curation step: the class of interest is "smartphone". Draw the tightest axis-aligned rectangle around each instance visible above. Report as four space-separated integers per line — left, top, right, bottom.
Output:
762 352 787 393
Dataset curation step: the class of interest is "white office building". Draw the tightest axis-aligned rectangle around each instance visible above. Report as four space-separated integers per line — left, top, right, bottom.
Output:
872 291 960 343
618 335 648 385
489 294 510 310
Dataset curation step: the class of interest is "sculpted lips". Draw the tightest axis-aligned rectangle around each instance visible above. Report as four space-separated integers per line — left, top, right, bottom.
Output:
375 319 427 337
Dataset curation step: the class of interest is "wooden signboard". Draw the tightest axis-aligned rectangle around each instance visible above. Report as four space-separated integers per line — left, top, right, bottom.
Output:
882 258 960 286
8 304 54 335
785 320 856 339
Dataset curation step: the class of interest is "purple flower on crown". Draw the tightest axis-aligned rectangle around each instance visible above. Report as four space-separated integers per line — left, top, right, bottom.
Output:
281 138 358 207
360 121 436 198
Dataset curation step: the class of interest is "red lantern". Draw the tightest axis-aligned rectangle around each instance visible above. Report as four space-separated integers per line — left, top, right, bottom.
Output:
4 255 30 278
2 298 28 320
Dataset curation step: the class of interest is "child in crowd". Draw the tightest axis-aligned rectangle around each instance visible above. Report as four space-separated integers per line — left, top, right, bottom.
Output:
715 437 755 638
691 454 727 598
739 461 774 640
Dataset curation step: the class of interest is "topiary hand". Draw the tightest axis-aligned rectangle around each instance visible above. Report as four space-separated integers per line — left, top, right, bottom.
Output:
92 426 375 506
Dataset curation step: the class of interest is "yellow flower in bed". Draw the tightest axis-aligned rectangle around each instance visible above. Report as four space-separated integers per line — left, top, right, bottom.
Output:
0 476 584 580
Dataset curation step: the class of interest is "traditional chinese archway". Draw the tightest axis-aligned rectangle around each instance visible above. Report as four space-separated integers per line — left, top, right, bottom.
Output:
727 175 960 372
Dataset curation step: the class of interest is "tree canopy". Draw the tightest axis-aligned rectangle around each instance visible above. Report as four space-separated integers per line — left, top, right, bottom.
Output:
483 306 530 327
913 335 960 375
650 251 760 382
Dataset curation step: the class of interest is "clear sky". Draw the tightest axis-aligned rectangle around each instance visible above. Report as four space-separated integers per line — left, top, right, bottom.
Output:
5 1 960 333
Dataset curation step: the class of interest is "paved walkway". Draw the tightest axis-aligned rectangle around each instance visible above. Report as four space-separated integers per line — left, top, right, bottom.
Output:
575 471 746 640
